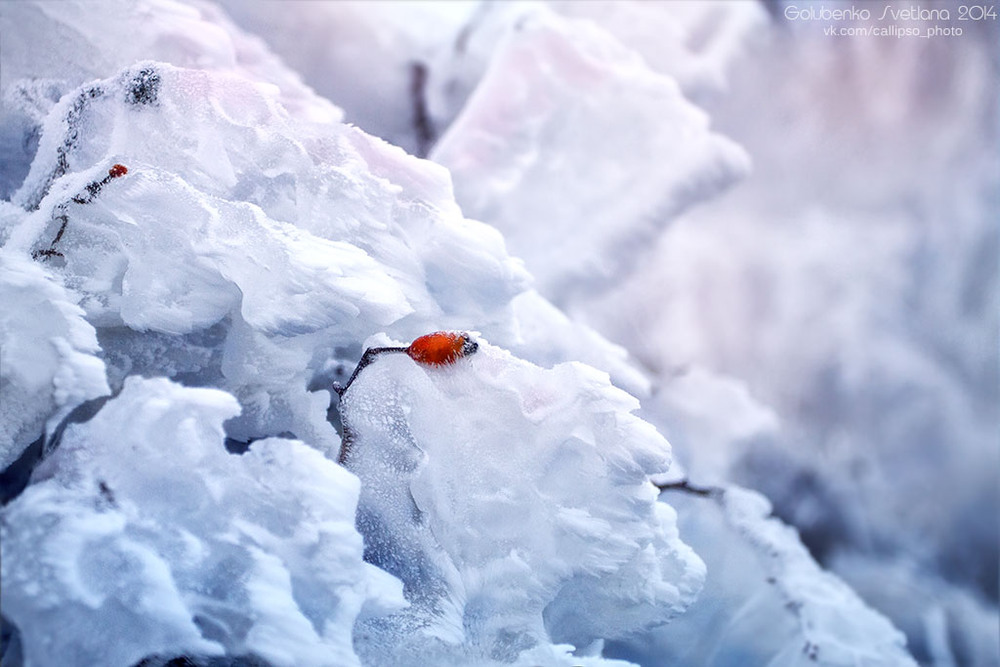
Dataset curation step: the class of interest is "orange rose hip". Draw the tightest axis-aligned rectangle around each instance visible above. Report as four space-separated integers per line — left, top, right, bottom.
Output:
406 331 478 366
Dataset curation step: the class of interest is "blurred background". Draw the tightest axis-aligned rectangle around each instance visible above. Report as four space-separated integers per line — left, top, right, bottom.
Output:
592 7 1000 662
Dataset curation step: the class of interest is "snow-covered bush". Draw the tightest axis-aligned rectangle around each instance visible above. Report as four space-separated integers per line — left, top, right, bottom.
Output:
3 54 533 457
0 3 713 664
580 11 999 662
3 0 980 665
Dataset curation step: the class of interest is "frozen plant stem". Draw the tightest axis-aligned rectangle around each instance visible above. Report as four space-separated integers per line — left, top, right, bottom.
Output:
333 347 409 399
334 346 406 465
657 478 726 499
409 61 434 157
33 164 128 260
334 332 479 465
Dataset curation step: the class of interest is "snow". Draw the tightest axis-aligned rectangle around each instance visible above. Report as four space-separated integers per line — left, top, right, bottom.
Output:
212 0 474 157
340 340 703 665
0 4 695 662
580 15 999 662
1 376 403 667
612 488 917 666
0 251 109 470
550 1 767 99
2 0 989 665
0 0 339 200
1 54 531 459
431 10 750 304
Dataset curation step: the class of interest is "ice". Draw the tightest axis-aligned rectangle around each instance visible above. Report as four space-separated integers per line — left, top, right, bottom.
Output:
339 340 703 665
643 367 780 487
506 290 650 398
1 376 403 667
215 2 755 303
431 10 750 303
0 250 109 470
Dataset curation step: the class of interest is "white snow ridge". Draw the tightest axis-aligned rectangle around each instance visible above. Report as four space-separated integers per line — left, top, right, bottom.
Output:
1 0 978 666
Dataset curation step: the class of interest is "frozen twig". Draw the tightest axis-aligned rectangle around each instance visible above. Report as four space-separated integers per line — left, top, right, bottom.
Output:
656 478 726 499
33 164 129 260
334 332 479 464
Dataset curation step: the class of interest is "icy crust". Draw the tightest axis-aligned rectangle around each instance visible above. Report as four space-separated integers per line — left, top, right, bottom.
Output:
0 377 404 667
340 341 704 665
3 61 529 455
645 367 780 487
431 12 750 304
0 251 109 470
611 489 917 667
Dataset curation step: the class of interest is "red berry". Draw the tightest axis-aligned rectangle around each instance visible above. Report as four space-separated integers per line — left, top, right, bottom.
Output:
108 164 128 178
406 331 478 366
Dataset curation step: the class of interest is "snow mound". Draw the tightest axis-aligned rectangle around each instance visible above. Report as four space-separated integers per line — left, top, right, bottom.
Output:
431 11 750 303
340 340 703 665
0 251 108 470
0 3 931 664
0 376 404 667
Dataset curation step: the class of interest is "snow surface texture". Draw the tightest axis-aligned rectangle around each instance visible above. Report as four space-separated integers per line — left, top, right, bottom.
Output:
245 0 992 662
2 376 403 667
0 0 964 665
1 55 532 463
0 2 705 665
